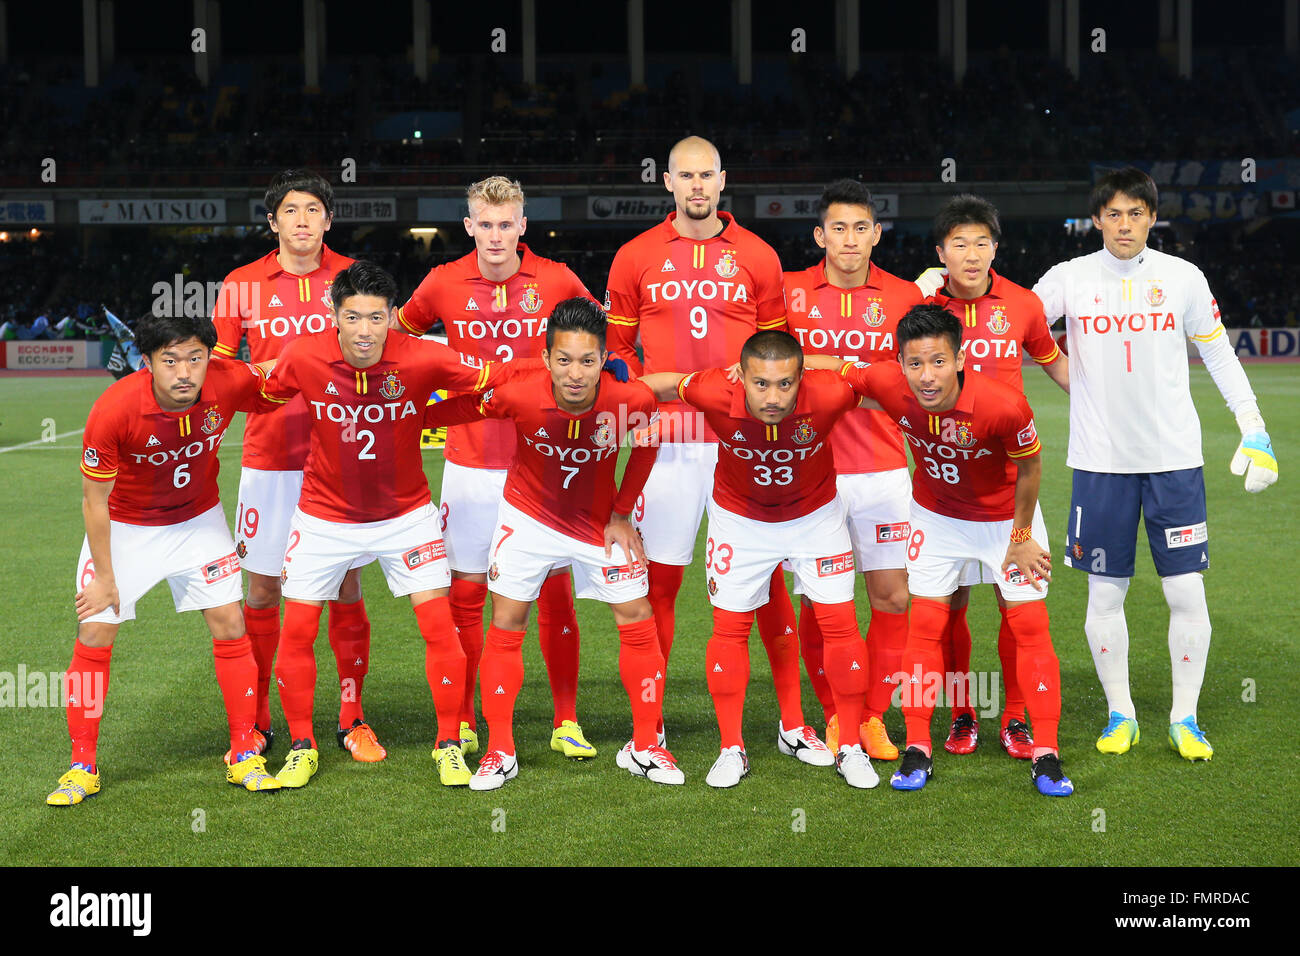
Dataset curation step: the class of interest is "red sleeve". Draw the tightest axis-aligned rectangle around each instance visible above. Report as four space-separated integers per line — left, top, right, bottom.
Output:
675 368 710 407
396 266 439 335
423 392 489 429
261 341 301 405
604 250 643 376
754 244 788 331
420 340 502 392
81 395 121 482
226 360 278 414
1003 393 1042 460
1022 295 1062 365
211 271 244 358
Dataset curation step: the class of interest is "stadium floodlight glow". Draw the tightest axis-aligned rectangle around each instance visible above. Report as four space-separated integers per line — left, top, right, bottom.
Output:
30 228 40 238
0 232 8 242
414 130 422 138
409 227 439 236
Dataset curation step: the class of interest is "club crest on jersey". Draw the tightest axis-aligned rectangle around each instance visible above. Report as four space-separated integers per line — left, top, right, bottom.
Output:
952 422 977 448
602 290 612 310
280 566 288 585
714 250 739 279
863 298 886 328
83 448 100 467
707 577 719 596
792 420 816 445
321 286 333 310
519 283 543 315
236 540 248 559
1072 542 1084 561
378 372 406 400
200 407 223 435
1145 280 1165 307
592 419 614 448
488 563 500 582
986 305 1010 335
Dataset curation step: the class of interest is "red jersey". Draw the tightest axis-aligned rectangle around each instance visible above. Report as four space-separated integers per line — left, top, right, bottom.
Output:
211 245 355 471
677 368 856 523
841 363 1042 521
81 359 271 526
263 331 506 524
426 370 659 546
605 212 786 441
928 268 1061 390
784 260 923 474
397 244 594 470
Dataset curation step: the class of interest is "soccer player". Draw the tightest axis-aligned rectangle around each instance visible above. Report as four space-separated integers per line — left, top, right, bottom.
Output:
828 304 1073 796
48 314 282 805
1033 166 1279 761
396 176 596 760
639 331 884 790
211 169 382 763
424 298 681 789
605 136 827 764
783 178 923 762
925 194 1070 760
261 261 518 789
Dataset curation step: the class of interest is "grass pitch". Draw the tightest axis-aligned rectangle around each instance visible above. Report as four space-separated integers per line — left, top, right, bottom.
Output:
0 366 1296 866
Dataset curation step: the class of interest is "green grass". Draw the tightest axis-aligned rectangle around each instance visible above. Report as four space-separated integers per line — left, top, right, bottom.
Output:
1 367 1297 866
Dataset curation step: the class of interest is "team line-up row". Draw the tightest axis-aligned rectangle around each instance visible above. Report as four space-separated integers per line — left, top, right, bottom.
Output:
46 147 1278 806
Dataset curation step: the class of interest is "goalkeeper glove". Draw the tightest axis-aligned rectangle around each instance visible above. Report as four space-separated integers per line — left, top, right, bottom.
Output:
603 355 632 382
914 267 948 298
1231 407 1278 493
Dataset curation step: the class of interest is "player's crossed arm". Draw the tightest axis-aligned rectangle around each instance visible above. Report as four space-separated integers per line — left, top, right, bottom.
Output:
638 372 687 403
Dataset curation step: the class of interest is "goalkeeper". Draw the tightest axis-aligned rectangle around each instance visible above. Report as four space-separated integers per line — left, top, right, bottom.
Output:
1032 166 1278 763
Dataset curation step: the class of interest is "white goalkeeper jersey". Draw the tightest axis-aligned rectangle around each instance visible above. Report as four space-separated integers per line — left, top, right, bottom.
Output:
1034 246 1255 474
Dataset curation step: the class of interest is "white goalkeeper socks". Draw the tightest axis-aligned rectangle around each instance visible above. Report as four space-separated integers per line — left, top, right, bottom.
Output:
1162 572 1212 723
1085 575 1135 718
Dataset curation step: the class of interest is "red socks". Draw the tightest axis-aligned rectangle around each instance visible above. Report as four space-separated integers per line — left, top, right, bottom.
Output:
901 597 951 751
797 599 836 723
415 596 467 745
212 635 260 760
754 567 805 729
617 617 665 750
864 608 908 721
479 624 526 754
276 601 324 748
706 608 753 749
328 598 370 728
243 603 280 731
812 601 868 748
1004 602 1061 750
942 603 976 719
64 640 112 771
449 576 488 729
647 561 685 662
998 609 1025 725
537 573 580 727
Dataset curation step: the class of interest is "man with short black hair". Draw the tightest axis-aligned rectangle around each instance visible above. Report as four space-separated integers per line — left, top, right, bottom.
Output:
1034 166 1279 761
49 314 281 805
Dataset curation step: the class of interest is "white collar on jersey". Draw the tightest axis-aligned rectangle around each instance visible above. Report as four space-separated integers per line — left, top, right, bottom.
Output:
1099 244 1148 277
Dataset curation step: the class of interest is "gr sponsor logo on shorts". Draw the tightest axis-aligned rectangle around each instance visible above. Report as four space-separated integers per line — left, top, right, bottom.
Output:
203 553 241 583
1165 522 1208 548
875 521 910 543
603 561 647 584
817 551 855 576
404 539 448 569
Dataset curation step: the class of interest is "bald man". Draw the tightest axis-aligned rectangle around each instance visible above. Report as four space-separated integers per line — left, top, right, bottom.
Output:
604 137 834 772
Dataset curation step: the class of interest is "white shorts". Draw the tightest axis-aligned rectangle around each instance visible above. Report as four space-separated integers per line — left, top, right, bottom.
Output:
235 467 303 576
237 467 369 577
632 442 717 566
906 502 1049 603
956 500 1050 587
75 504 243 625
281 502 451 601
438 460 508 574
486 501 648 605
839 468 912 572
704 497 856 613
